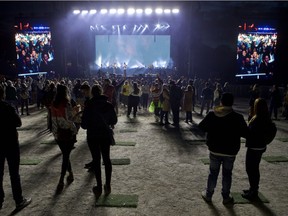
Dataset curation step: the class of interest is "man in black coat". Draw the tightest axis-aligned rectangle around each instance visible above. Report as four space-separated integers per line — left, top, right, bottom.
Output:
198 93 248 205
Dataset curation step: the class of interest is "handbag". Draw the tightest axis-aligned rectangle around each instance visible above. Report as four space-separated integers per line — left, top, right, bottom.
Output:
108 128 116 146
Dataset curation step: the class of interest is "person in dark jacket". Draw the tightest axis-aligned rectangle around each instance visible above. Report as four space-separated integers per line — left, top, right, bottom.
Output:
0 86 32 211
198 92 248 205
81 84 117 199
242 98 275 200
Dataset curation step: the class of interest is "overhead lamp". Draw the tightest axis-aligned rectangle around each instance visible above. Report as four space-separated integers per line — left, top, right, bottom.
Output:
172 8 179 14
127 8 135 15
89 9 97 14
117 8 125 14
145 8 153 15
73 10 80 14
155 8 163 14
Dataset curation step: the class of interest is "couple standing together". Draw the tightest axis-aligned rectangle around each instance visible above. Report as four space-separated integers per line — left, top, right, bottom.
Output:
199 92 276 204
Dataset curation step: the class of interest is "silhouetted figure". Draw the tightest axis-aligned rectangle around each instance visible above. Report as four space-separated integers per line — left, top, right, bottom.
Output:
0 86 32 211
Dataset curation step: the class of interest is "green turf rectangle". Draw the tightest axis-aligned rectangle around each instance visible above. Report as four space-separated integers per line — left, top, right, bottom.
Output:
95 194 138 208
110 158 131 165
276 137 288 142
115 141 136 146
262 156 288 163
20 159 42 165
232 192 269 204
40 140 57 145
200 158 210 165
119 129 138 133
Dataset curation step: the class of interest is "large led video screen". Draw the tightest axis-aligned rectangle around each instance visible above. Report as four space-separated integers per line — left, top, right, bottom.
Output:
15 24 55 76
236 25 277 80
95 35 171 73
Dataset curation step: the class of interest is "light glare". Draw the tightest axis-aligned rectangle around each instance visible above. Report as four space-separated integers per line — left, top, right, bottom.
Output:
145 8 153 15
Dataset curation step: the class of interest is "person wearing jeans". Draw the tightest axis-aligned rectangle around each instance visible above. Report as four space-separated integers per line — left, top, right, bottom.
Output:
198 93 248 205
206 153 236 200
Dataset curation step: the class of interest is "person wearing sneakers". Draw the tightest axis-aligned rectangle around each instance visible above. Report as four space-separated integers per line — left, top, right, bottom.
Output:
81 84 117 199
0 86 32 211
198 92 248 205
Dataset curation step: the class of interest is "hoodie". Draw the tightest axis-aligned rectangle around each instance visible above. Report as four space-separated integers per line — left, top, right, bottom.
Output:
198 105 248 156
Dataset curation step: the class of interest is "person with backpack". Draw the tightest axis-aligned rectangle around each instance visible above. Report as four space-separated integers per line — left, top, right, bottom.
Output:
242 98 277 200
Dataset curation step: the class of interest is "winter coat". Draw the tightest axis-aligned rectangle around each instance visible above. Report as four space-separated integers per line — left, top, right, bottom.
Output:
198 106 248 156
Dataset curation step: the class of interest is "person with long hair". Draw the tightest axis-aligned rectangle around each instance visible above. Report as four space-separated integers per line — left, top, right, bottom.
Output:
50 84 77 194
242 98 276 200
81 84 117 199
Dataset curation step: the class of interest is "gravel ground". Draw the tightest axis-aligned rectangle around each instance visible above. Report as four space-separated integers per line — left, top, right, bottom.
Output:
1 98 288 216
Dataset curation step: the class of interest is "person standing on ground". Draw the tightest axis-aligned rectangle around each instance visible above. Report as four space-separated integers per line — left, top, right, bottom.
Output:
81 84 117 199
50 84 78 194
199 82 213 116
127 82 141 118
248 84 260 121
0 86 32 211
183 85 193 123
242 98 276 200
198 93 248 205
269 84 282 120
169 79 183 127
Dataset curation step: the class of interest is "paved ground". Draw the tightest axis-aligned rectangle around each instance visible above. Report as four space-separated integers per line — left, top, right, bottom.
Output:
1 98 288 216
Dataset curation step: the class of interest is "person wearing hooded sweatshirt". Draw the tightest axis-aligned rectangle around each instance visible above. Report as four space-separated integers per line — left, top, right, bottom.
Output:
81 84 117 199
198 93 248 205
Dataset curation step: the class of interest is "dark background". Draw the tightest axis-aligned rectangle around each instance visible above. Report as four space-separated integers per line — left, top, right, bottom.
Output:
1 1 288 85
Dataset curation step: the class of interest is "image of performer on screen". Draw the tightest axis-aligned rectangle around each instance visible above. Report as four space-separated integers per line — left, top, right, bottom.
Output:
259 55 274 75
39 53 54 72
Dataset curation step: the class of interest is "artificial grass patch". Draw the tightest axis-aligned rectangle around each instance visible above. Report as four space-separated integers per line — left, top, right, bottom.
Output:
95 194 138 208
119 129 138 133
232 192 269 204
276 137 288 142
20 158 42 165
200 158 210 165
262 156 288 163
110 158 131 165
115 141 136 146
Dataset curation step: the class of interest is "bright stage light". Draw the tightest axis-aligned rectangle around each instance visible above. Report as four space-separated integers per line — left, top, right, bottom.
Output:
172 8 179 14
89 9 97 14
117 8 125 14
127 8 135 15
100 9 108 14
73 10 80 15
81 10 88 15
164 9 171 14
155 8 163 14
110 8 117 14
145 8 153 15
136 9 143 14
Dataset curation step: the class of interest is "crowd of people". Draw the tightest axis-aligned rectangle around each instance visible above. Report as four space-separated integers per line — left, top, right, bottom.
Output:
0 71 286 212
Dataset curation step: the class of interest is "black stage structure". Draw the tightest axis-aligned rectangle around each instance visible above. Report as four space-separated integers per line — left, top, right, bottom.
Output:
0 1 288 86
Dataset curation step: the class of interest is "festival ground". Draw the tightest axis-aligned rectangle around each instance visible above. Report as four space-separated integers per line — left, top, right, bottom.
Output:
1 98 288 216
